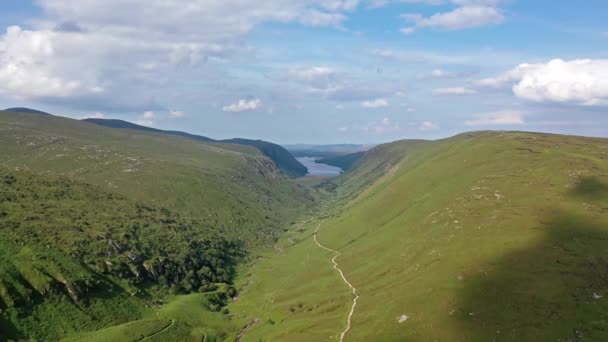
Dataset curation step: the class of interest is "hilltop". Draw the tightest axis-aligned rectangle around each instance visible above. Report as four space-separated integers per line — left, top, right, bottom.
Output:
3 107 52 115
231 131 608 341
83 118 307 178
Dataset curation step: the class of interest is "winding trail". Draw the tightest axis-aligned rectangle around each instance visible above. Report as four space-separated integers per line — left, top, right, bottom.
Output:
236 318 261 342
137 320 175 341
313 224 359 342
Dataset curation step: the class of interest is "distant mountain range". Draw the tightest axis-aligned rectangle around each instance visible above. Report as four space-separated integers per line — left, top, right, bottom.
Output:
285 143 374 159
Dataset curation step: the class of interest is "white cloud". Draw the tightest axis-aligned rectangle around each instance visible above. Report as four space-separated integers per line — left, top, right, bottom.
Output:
169 110 185 118
336 104 345 110
465 110 526 126
0 1 363 107
419 121 440 131
432 87 476 95
401 5 504 33
0 26 104 99
287 66 335 81
431 69 450 78
136 111 156 126
79 112 105 119
222 98 262 113
478 59 608 106
361 98 389 108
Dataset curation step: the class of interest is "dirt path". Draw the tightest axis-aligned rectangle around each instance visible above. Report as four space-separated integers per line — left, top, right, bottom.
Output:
313 224 359 342
236 318 261 342
137 320 175 341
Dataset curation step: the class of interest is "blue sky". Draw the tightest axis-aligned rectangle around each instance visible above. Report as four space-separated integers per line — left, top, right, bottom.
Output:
0 0 606 143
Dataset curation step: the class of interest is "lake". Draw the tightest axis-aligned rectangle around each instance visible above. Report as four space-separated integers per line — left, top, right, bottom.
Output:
296 157 343 177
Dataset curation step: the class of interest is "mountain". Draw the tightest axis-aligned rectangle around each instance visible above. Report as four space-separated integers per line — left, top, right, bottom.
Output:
83 118 306 177
316 151 365 171
231 131 608 341
222 139 308 178
3 107 52 115
82 118 167 133
0 110 313 340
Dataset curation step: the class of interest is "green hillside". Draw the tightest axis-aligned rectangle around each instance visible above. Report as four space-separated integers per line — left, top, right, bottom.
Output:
0 111 313 243
316 151 365 171
83 118 307 178
0 168 242 340
0 110 313 340
223 139 308 178
231 131 608 341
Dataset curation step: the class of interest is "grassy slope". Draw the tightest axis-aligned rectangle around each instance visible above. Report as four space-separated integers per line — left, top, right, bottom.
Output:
316 151 365 171
83 118 308 178
0 167 246 341
0 111 313 340
0 111 313 244
222 139 308 178
231 131 608 341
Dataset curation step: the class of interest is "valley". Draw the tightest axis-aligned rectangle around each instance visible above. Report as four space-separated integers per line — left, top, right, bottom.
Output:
2 110 608 341
0 2 604 341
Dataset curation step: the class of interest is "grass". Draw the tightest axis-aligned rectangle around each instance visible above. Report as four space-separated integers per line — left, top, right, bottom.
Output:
0 111 313 245
0 111 313 340
231 131 608 341
64 292 241 342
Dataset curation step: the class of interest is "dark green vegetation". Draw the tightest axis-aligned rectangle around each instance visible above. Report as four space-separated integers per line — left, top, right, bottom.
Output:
232 131 608 341
316 151 365 171
0 110 313 340
0 169 240 340
84 118 307 178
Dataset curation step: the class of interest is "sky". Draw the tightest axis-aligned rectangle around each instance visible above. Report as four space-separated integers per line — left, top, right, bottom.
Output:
0 0 607 144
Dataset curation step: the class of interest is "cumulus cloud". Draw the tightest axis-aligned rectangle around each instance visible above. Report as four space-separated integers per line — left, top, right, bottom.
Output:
401 4 504 33
465 110 526 126
222 98 262 113
0 26 104 99
432 87 476 95
0 0 363 108
419 121 440 131
136 111 156 126
361 98 389 108
477 59 608 106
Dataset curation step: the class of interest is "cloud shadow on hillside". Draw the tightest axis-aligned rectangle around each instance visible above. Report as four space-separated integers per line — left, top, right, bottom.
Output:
455 210 608 341
570 176 608 202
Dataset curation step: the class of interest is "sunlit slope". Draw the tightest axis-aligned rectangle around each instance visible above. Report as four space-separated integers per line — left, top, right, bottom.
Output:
0 111 313 244
233 131 608 341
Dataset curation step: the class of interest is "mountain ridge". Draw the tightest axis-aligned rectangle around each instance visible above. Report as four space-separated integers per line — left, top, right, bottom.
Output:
83 118 307 178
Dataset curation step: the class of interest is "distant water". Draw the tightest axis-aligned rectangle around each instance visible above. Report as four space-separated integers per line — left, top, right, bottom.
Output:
297 157 343 177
